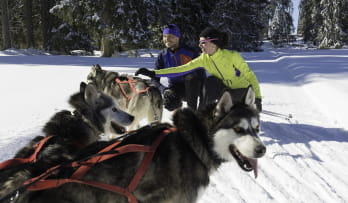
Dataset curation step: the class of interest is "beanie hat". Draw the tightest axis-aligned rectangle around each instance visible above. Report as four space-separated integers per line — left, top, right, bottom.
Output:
163 24 181 38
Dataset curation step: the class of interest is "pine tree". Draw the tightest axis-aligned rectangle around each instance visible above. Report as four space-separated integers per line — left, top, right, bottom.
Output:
142 0 173 49
170 0 210 49
50 0 101 54
341 0 348 45
1 0 12 49
269 0 294 46
298 0 314 43
264 0 278 39
112 0 152 51
40 0 56 51
318 0 344 48
298 0 347 47
24 0 34 48
210 0 267 51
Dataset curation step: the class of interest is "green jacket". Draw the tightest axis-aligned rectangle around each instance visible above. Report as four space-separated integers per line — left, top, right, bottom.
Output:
154 49 262 98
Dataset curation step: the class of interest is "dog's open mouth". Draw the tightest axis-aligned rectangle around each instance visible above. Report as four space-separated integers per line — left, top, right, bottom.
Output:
229 145 258 178
111 121 126 134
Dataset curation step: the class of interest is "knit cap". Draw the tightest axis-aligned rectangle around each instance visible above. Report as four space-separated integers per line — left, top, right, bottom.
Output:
163 24 181 38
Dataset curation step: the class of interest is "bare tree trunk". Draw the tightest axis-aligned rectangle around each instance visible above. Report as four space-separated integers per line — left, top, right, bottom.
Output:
1 0 12 49
101 35 114 57
100 0 114 57
40 0 50 50
24 0 34 48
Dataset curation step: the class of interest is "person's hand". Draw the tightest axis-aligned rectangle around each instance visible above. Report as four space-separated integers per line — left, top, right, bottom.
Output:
135 68 155 78
255 98 262 112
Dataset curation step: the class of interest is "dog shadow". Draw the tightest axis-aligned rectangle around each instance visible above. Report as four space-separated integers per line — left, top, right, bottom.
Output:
260 121 348 162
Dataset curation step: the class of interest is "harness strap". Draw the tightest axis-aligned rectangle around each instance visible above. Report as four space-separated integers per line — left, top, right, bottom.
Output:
0 136 53 170
23 127 177 203
115 78 150 108
26 179 138 203
128 128 174 191
71 144 153 179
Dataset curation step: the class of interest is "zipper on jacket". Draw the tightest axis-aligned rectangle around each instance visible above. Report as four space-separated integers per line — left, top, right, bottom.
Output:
210 57 225 80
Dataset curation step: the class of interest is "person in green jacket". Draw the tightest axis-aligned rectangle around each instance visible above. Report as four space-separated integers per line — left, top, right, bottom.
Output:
136 27 262 111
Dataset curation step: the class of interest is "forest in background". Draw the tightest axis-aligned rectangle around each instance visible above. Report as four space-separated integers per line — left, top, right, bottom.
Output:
1 0 347 56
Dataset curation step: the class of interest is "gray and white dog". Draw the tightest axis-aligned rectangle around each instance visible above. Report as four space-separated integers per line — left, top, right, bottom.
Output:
87 64 163 132
3 87 265 203
0 82 134 201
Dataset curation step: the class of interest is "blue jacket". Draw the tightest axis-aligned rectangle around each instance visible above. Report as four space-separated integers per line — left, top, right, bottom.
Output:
155 46 199 88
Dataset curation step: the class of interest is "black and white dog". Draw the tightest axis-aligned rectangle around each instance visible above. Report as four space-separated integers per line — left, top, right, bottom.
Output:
87 64 163 132
0 82 134 200
3 87 265 203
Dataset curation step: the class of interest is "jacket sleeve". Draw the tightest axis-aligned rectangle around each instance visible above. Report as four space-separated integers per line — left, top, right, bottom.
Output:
235 52 262 99
154 54 205 78
155 52 163 70
152 52 163 83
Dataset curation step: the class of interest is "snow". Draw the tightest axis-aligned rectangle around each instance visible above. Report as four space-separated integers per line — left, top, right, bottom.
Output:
1 45 348 202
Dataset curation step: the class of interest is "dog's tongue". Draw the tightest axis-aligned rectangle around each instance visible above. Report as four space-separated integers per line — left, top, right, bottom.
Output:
247 158 258 178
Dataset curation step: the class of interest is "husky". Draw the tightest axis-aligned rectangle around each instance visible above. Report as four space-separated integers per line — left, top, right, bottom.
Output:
3 87 265 203
87 64 163 132
0 82 134 200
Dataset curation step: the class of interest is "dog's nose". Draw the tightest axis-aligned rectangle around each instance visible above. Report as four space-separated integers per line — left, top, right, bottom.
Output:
255 145 266 157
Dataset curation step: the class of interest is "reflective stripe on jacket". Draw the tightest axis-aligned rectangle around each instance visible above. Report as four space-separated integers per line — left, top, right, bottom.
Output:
155 47 197 87
154 49 261 98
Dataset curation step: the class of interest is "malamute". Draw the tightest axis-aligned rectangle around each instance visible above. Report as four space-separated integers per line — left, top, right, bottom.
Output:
87 64 163 132
2 87 265 203
0 82 134 201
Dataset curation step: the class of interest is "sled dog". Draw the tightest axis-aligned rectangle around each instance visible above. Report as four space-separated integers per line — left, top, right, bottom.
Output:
0 82 134 200
87 64 163 131
3 87 265 203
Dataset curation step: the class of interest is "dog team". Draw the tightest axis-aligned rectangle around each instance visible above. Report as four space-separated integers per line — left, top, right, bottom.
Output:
0 25 266 203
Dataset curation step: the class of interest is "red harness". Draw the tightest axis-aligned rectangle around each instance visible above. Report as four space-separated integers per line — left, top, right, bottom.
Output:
115 78 150 108
22 127 176 203
0 136 53 170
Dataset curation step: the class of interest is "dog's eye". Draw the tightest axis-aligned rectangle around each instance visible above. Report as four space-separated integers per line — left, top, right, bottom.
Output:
112 107 118 112
255 125 260 132
233 127 243 133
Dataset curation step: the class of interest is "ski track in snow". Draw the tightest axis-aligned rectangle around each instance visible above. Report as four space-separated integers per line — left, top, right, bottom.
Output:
1 47 348 202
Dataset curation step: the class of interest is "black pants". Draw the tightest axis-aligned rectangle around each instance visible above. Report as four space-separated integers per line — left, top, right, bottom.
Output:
164 71 204 111
198 76 249 110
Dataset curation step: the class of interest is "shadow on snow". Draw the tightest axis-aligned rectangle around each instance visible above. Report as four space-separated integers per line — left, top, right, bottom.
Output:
261 121 348 162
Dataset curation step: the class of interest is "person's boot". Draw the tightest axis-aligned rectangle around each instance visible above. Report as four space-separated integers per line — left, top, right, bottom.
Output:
163 89 182 111
184 73 203 110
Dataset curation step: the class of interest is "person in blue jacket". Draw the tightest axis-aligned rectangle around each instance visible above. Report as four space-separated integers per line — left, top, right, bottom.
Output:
136 27 262 112
153 24 205 111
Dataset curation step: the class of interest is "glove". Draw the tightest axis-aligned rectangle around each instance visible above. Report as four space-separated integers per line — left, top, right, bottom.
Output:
135 68 155 78
255 98 262 112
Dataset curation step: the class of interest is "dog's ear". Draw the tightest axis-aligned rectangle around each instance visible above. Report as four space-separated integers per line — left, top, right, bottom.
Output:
90 65 97 77
84 83 99 106
215 91 233 118
244 87 257 109
80 82 87 93
91 64 103 75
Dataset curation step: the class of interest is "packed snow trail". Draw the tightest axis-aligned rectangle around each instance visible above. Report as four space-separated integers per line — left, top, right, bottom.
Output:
0 47 348 202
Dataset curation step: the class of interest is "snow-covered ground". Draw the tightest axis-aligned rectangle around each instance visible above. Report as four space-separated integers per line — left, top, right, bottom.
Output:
0 44 348 202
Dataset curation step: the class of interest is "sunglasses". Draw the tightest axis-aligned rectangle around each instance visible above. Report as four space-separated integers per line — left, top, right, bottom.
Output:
199 38 219 45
